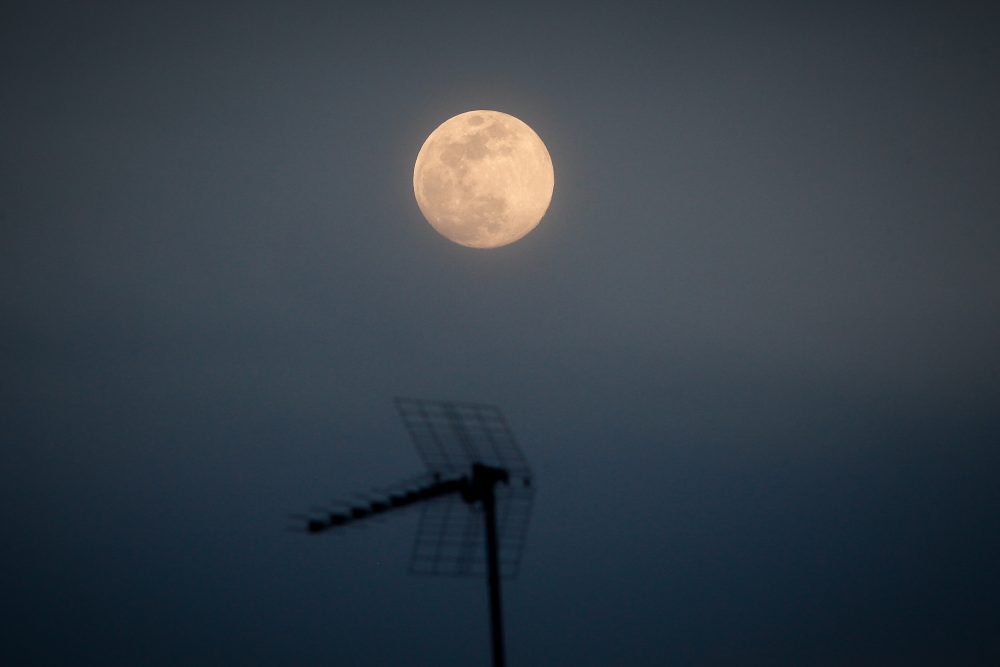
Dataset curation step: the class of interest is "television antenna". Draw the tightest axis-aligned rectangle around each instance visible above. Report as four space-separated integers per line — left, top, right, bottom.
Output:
295 398 534 667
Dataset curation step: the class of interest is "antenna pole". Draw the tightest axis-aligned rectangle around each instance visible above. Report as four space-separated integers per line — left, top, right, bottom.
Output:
482 481 505 667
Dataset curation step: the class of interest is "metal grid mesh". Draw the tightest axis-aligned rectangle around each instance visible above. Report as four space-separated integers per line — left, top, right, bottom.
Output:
394 398 531 481
409 482 534 578
395 398 534 578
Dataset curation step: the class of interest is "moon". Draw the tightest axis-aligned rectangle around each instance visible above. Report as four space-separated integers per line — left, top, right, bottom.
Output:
413 110 554 249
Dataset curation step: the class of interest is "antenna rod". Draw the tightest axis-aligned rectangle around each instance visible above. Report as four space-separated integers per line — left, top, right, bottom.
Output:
305 477 465 533
482 481 505 667
464 463 509 667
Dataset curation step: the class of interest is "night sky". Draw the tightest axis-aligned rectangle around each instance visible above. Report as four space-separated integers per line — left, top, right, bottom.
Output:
3 2 999 665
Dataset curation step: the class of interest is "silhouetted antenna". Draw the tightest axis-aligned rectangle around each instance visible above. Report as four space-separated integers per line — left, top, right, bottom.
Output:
295 398 534 667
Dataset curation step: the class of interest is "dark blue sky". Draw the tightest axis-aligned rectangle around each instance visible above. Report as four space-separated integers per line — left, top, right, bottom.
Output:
3 1 999 665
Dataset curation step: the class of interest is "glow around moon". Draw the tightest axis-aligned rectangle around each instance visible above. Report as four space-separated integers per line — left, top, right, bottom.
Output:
413 110 554 249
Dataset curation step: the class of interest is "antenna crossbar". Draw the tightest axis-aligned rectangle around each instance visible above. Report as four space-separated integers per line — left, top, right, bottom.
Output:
306 476 466 533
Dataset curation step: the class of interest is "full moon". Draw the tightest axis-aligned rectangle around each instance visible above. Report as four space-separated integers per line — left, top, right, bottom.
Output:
413 110 554 249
